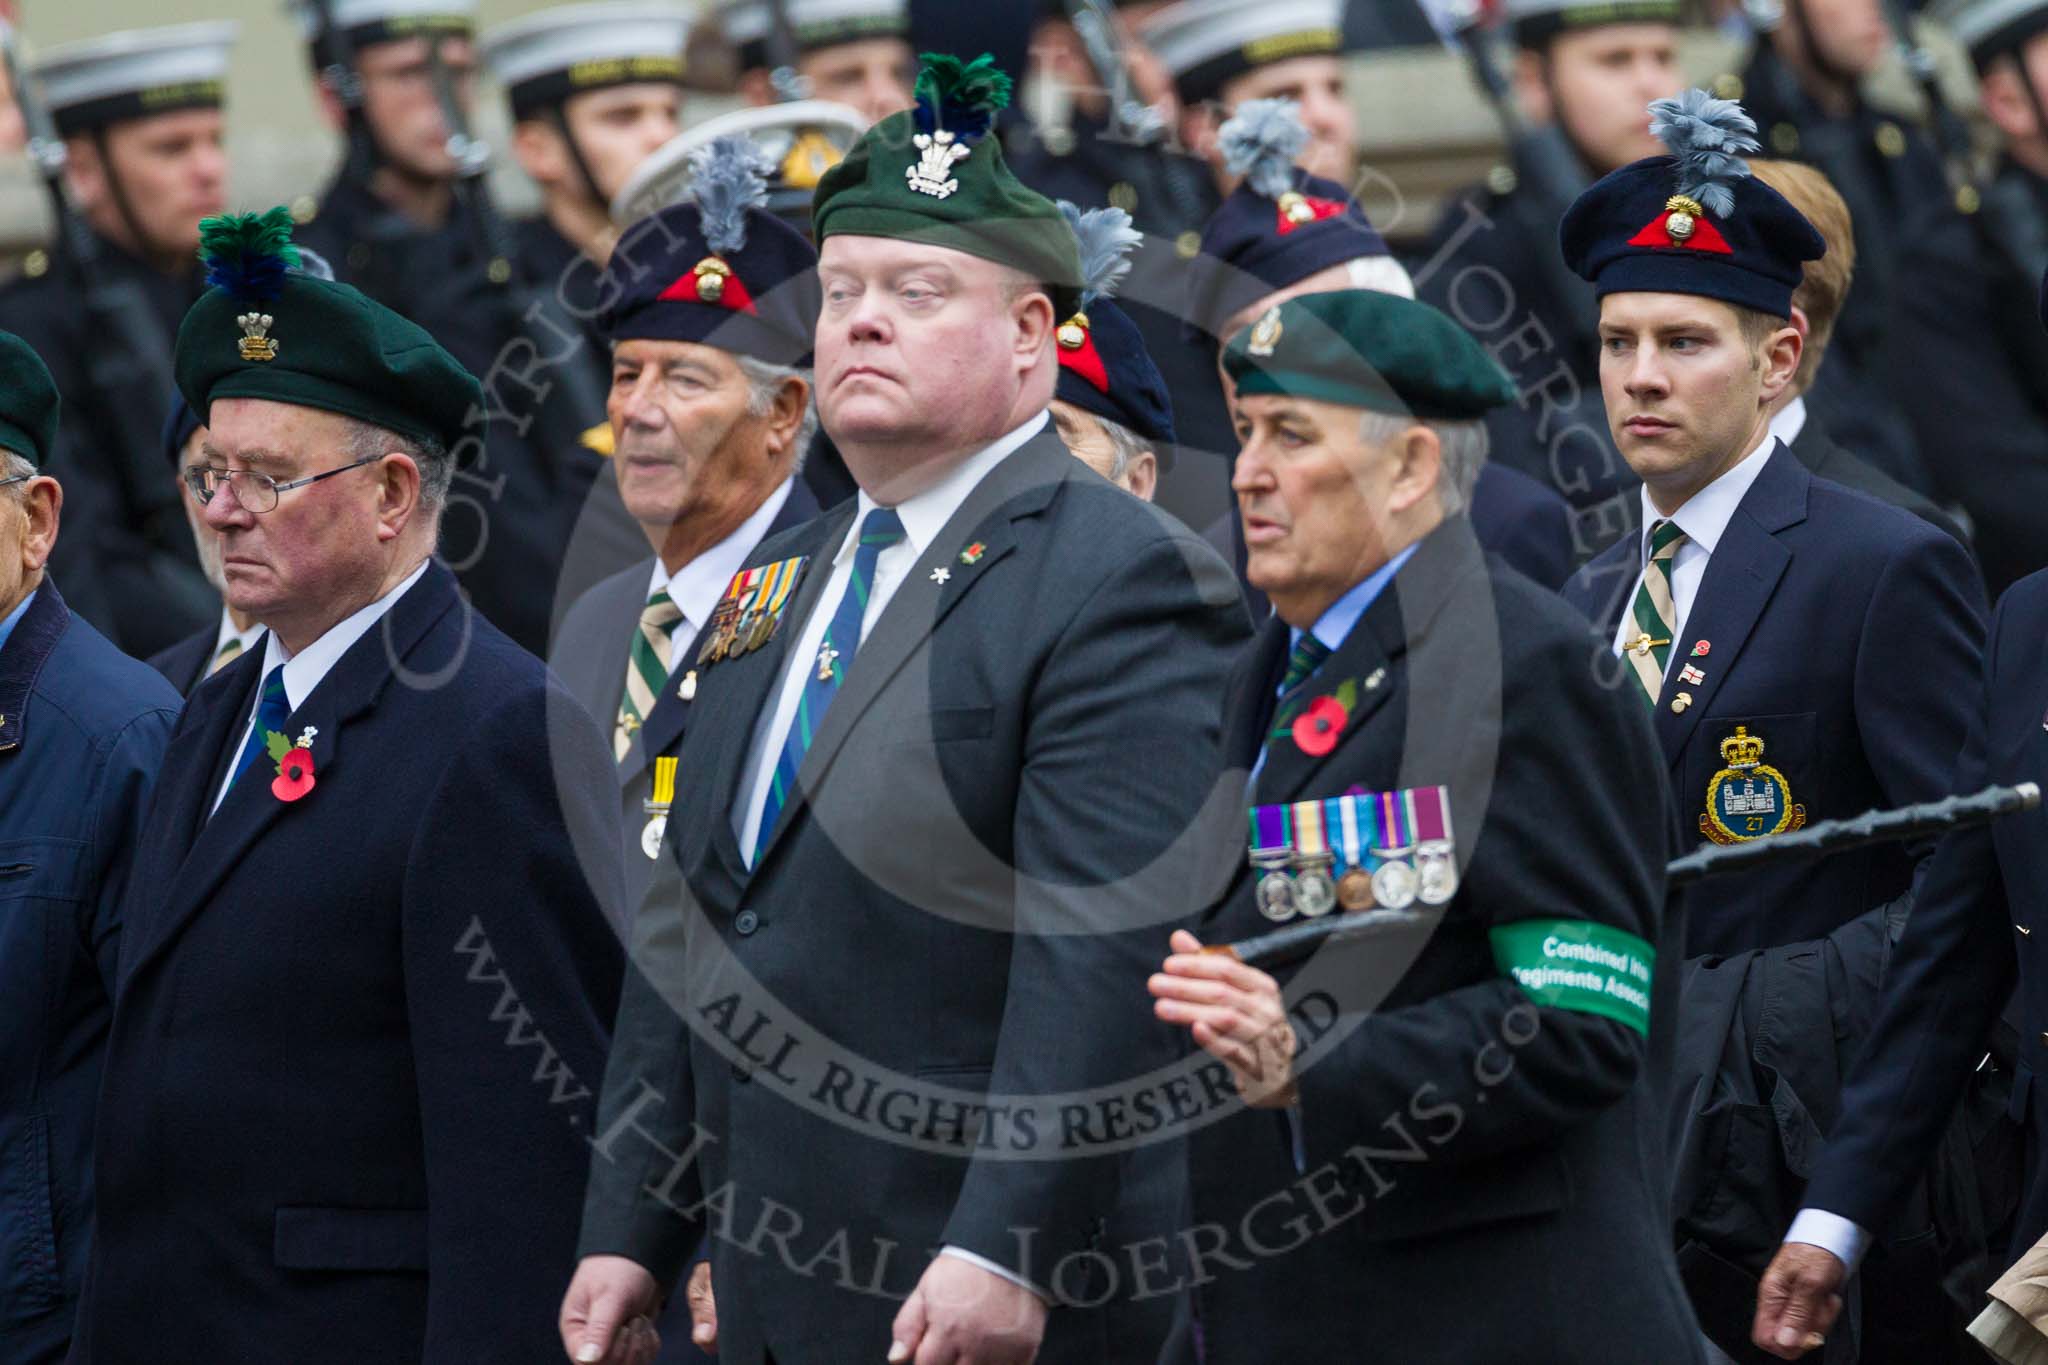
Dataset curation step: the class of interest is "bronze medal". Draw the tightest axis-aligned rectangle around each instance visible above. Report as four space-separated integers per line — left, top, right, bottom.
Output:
1336 868 1376 912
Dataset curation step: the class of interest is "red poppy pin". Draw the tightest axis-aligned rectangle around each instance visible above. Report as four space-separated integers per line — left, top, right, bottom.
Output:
1292 696 1349 757
263 726 319 802
959 542 987 566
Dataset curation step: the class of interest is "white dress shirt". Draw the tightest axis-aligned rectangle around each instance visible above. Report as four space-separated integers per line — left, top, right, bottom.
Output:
210 559 431 816
729 411 1052 1301
733 411 1046 857
1609 429 1779 658
648 478 795 660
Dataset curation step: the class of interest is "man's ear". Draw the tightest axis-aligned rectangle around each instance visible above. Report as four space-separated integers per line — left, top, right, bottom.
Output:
737 67 776 107
1759 324 1803 404
511 119 565 187
1125 451 1158 502
764 376 811 459
1012 288 1056 365
1392 423 1444 516
62 134 105 208
1511 49 1555 127
20 476 62 574
1981 62 2039 141
1788 304 1812 346
375 452 425 542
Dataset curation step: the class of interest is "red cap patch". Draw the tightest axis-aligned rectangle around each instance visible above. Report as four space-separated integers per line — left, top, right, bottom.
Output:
1627 211 1734 254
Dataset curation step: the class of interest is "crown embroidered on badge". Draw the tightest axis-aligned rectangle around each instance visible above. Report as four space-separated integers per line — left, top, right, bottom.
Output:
237 312 278 362
1700 725 1805 845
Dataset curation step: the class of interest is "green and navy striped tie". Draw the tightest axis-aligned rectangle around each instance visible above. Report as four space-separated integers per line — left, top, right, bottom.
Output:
615 588 683 760
750 507 904 864
1625 519 1688 705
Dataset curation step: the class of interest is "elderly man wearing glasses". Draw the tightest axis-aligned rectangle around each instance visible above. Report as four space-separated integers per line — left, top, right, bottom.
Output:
67 211 627 1365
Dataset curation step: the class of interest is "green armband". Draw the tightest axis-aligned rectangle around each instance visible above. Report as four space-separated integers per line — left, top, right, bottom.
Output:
1488 920 1655 1036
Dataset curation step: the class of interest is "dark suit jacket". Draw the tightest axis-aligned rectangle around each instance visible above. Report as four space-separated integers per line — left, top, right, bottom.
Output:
0 580 178 1363
1563 445 1987 956
71 561 626 1364
577 429 1250 1365
1183 519 1700 1363
145 625 214 697
549 481 820 919
1789 417 1970 557
1803 569 2048 1252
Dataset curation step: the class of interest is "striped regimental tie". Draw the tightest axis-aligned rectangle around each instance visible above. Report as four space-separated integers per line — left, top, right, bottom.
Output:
615 589 684 760
749 507 905 865
210 635 247 675
1623 518 1689 704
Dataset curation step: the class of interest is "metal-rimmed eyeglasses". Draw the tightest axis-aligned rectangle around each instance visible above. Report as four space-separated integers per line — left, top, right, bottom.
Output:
181 454 381 513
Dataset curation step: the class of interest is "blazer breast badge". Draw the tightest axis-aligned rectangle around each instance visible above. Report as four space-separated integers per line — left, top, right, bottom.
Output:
1700 725 1806 845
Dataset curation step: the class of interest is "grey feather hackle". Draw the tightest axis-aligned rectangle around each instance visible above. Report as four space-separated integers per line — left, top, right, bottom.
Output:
689 134 776 256
1648 88 1759 219
1220 98 1309 201
1058 201 1141 311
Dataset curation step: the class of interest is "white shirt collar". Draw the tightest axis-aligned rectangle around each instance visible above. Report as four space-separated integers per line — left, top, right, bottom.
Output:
646 477 796 637
1766 395 1808 451
1637 428 1779 563
836 410 1050 567
255 558 432 711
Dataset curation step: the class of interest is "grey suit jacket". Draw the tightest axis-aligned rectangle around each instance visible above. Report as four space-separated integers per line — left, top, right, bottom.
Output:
577 429 1249 1365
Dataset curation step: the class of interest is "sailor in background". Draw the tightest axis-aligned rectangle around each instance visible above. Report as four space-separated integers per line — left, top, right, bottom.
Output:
0 21 238 656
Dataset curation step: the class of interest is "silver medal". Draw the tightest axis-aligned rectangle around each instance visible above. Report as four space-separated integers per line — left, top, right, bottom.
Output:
1370 859 1418 911
1293 865 1337 918
1255 870 1298 922
641 814 668 860
1415 842 1459 906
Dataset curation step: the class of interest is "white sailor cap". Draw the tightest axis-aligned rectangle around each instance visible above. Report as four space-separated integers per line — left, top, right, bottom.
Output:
1930 0 2048 65
1139 0 1345 105
714 0 907 70
36 21 238 135
480 2 689 118
286 0 476 52
611 97 867 225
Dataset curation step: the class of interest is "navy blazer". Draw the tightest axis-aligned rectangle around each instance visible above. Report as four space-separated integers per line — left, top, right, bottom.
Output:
0 580 177 1363
71 561 626 1364
1183 520 1701 1363
145 624 213 696
549 480 820 918
1563 445 1987 955
578 430 1250 1365
1802 569 2048 1252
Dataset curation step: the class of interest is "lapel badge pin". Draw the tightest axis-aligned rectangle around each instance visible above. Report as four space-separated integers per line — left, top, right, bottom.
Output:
930 566 951 585
1679 663 1705 686
1363 666 1387 691
678 670 697 702
1670 690 1693 714
1690 640 1711 657
959 542 986 565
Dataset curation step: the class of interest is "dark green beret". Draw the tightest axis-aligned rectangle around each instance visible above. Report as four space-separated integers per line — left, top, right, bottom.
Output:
813 54 1081 316
0 331 59 468
1222 289 1516 421
175 208 482 450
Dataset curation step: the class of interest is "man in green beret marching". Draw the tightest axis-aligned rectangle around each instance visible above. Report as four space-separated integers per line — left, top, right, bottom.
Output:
0 332 180 1363
70 210 627 1363
1149 288 1701 1361
564 53 1247 1365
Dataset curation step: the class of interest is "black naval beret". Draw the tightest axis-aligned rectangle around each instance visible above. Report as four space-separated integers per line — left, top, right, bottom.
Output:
1504 0 1683 48
1185 98 1393 340
1054 204 1175 450
176 208 483 450
1560 89 1825 319
1222 289 1516 422
602 135 822 365
0 331 61 468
